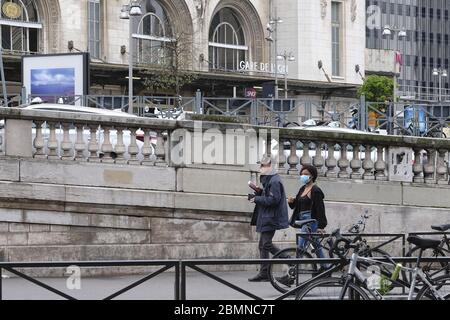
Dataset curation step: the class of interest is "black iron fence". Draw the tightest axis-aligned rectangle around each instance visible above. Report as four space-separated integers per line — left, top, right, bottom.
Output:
1 232 449 300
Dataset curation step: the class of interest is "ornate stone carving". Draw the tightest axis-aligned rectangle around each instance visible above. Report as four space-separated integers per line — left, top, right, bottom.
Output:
320 0 328 19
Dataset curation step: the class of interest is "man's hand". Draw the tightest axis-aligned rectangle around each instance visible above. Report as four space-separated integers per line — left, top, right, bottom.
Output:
288 196 295 205
250 197 256 203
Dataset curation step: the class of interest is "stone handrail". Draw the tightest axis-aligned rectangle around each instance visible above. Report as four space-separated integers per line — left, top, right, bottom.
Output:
0 107 449 184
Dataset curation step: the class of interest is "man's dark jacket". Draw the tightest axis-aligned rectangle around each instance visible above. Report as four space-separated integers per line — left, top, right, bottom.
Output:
289 184 327 229
250 174 289 233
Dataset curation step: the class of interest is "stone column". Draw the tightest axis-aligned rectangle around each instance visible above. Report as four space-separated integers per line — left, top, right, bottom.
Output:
47 122 59 160
313 142 325 176
288 139 299 174
338 143 350 178
362 145 374 180
114 128 127 164
100 127 114 163
325 143 338 178
412 148 424 183
423 149 436 184
141 129 153 166
74 124 86 160
436 149 448 185
300 141 312 167
350 144 362 179
87 125 100 162
33 121 46 159
154 130 167 166
127 128 140 165
374 146 387 180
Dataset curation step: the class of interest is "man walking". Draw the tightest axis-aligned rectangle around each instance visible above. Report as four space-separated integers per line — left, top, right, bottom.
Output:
248 155 289 282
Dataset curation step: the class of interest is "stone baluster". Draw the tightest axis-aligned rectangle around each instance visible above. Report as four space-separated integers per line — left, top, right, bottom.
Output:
313 142 325 176
47 122 59 160
350 144 362 179
300 141 312 168
33 121 46 159
412 148 424 183
88 125 100 162
436 149 448 185
277 139 287 174
362 145 374 180
100 126 114 163
74 124 86 160
141 129 153 165
374 146 387 180
154 130 167 166
325 143 338 178
60 123 73 160
114 128 127 164
127 127 140 165
288 139 299 174
423 149 436 184
338 143 350 178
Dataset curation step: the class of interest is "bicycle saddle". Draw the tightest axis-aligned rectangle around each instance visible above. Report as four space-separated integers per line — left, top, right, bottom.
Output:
293 219 317 229
407 235 441 250
431 224 450 232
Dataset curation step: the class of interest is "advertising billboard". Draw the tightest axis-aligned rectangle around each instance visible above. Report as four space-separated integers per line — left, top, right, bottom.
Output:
22 53 90 105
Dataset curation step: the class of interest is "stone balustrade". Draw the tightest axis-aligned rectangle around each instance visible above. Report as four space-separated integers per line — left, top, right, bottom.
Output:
0 107 449 184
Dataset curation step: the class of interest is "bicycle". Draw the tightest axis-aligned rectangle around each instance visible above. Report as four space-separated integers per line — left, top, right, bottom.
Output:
405 223 450 280
295 234 450 300
268 211 388 294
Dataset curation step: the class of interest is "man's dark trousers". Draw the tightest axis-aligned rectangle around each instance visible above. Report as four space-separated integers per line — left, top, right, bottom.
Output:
258 230 280 276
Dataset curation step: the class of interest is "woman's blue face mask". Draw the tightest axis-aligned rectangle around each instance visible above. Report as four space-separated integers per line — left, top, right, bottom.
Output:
299 175 311 185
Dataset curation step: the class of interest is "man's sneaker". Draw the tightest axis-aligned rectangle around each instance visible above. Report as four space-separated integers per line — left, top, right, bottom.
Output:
275 275 295 287
248 273 270 282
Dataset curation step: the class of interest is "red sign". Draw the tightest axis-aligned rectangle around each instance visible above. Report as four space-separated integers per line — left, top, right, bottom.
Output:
245 88 257 98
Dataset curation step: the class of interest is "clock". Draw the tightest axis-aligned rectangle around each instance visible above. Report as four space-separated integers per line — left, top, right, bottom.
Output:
2 2 22 19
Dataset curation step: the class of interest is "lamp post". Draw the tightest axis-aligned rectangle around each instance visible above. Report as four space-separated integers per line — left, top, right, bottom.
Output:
277 51 295 99
120 1 142 114
265 11 283 98
432 68 448 102
382 25 406 103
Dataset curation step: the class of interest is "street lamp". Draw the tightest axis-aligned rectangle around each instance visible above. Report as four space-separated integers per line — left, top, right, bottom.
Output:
120 1 142 114
266 13 283 98
432 68 448 101
277 51 295 99
382 25 406 103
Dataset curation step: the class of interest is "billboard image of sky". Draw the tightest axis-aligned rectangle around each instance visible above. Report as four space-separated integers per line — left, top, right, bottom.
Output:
31 68 75 99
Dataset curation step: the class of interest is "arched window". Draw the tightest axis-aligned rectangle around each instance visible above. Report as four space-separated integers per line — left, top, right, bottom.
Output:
134 0 173 65
0 0 41 53
209 8 247 71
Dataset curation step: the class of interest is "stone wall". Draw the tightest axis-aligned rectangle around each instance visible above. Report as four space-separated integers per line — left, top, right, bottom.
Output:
1 157 450 276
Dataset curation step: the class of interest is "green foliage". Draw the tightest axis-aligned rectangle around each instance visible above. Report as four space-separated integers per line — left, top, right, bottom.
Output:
357 75 394 103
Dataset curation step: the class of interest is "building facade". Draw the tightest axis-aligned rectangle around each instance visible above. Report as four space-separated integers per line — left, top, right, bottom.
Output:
1 0 365 100
366 0 450 101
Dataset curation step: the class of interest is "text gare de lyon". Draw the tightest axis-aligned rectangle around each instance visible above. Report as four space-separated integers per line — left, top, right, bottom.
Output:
239 61 288 74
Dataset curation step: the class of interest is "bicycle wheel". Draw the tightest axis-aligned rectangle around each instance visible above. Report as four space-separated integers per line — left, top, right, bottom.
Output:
268 247 318 294
295 277 370 300
416 274 450 300
406 246 449 282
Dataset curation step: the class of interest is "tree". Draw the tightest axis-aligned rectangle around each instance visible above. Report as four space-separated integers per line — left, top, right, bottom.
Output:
140 29 198 97
357 75 394 103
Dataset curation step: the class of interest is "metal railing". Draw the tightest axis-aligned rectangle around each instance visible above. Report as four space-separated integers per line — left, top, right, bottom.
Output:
0 260 179 300
9 93 450 137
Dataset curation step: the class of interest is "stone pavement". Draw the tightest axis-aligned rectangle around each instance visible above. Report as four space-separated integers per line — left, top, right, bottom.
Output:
1 271 287 300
